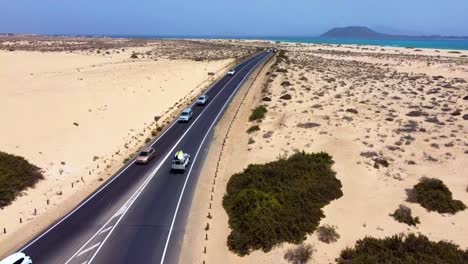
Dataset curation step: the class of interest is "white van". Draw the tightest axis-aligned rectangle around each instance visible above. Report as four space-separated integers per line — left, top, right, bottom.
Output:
178 108 193 122
171 150 190 171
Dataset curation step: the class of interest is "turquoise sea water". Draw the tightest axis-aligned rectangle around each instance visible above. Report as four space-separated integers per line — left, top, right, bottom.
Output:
98 34 468 51
261 37 468 51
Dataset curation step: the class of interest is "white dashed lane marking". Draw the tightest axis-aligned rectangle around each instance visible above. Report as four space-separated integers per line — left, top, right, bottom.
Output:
77 243 101 257
99 226 113 235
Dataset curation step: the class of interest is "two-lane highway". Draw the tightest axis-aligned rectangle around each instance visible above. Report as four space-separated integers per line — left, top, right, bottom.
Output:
17 50 273 264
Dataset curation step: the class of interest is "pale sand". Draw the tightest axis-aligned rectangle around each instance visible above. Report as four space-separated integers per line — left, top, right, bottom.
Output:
0 44 234 255
180 44 468 263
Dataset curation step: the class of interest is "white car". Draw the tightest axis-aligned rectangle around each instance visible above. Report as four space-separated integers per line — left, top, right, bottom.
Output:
171 150 190 171
196 95 209 106
227 69 236 76
178 108 193 122
0 253 32 264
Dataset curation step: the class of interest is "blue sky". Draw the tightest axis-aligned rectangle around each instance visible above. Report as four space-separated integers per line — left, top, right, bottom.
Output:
2 0 468 36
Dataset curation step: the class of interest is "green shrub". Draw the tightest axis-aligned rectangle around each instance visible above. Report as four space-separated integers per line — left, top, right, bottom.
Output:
391 205 420 226
249 106 267 122
223 152 343 255
284 243 314 264
413 178 466 214
337 233 468 264
247 125 260 134
316 224 340 243
0 151 43 208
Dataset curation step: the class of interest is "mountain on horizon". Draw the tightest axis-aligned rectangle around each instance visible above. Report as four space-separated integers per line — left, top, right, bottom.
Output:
320 26 468 40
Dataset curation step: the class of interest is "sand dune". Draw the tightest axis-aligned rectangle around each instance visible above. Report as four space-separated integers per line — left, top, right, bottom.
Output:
180 44 468 263
0 39 246 254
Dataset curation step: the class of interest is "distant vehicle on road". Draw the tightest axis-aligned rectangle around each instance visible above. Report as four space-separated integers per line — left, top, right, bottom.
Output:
171 150 190 171
178 107 193 122
272 48 278 53
196 95 209 106
0 252 32 264
227 69 236 76
135 147 156 164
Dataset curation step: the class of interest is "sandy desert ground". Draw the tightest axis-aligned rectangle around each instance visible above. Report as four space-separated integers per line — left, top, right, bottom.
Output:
0 37 259 255
180 44 468 263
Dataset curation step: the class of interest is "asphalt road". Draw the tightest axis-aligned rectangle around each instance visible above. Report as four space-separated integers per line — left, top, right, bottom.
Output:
17 50 273 264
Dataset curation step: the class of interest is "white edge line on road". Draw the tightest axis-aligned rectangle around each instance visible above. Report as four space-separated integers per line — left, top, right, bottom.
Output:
159 53 271 264
68 54 266 264
19 53 257 253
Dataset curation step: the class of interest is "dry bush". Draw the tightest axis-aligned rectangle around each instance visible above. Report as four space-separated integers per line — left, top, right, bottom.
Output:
316 224 340 243
284 243 314 264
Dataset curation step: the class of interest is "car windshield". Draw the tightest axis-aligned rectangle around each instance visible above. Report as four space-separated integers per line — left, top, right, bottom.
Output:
182 112 189 116
199 97 205 100
139 151 149 156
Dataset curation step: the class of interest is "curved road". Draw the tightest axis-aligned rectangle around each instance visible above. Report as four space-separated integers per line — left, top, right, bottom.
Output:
17 50 273 264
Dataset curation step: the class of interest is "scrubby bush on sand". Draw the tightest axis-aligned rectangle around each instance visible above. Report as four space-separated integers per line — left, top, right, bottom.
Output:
284 243 314 264
223 152 343 255
316 224 340 243
249 105 267 122
413 177 466 214
390 205 420 226
0 151 43 208
337 233 468 264
247 125 260 134
276 50 290 65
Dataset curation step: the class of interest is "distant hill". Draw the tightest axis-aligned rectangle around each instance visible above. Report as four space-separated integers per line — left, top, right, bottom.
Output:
320 26 468 40
321 26 389 39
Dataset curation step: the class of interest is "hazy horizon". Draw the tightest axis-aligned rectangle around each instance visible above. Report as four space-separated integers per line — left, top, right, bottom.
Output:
2 0 468 37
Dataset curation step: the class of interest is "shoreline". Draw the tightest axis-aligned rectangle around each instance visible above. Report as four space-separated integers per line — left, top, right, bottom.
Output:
2 34 468 52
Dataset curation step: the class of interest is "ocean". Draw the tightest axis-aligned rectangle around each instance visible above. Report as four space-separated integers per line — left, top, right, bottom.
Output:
268 37 468 51
75 34 468 51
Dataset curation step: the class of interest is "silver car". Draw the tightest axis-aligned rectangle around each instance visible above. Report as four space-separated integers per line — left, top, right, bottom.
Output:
135 147 156 164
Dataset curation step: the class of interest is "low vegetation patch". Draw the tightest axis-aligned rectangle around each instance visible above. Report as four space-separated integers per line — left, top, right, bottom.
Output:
284 243 314 264
390 205 420 226
316 224 340 243
276 50 290 64
223 152 343 255
247 125 260 134
337 233 468 264
0 151 44 208
413 177 466 214
249 105 267 122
